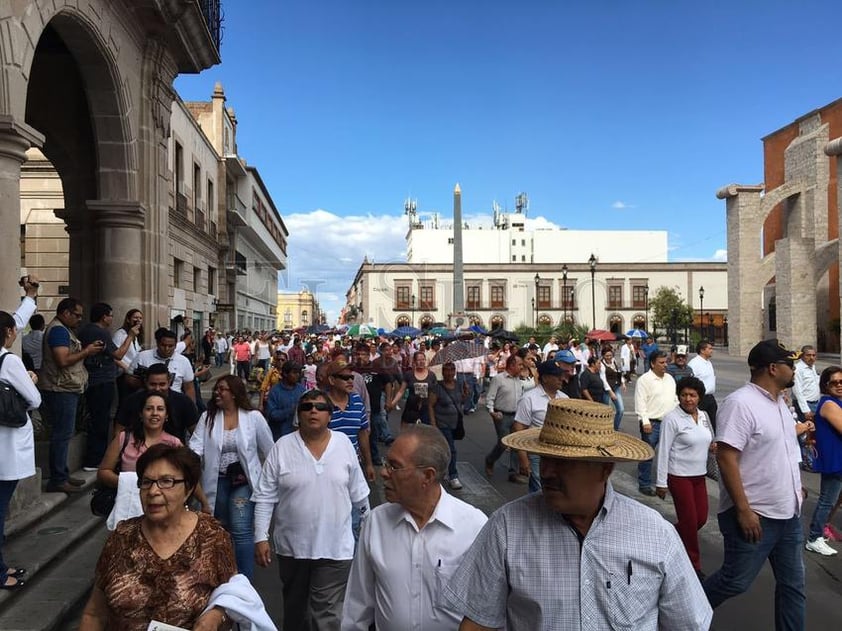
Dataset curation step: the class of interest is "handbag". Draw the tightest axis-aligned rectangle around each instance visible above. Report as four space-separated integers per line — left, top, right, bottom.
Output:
90 431 130 516
226 461 249 489
441 385 466 440
0 353 29 428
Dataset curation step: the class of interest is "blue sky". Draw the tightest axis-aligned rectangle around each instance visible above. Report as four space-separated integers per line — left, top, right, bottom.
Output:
175 0 842 322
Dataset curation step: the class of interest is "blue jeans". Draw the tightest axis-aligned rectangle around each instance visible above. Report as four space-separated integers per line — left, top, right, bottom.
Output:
0 480 19 576
456 374 479 412
214 474 255 579
528 453 541 493
637 420 661 490
84 382 116 469
808 472 842 541
486 412 517 474
438 425 459 479
609 385 625 430
704 508 805 630
42 390 80 486
215 351 225 367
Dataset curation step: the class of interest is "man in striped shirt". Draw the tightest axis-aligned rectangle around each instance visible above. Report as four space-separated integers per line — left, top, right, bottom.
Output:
325 359 376 483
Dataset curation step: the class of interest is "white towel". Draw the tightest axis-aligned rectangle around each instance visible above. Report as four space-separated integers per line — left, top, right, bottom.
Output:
202 574 278 631
106 471 143 530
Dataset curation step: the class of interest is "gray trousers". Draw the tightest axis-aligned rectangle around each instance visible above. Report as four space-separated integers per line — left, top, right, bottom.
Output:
278 555 351 631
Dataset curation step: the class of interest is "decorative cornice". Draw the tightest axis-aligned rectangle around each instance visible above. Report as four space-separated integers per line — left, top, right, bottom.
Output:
715 183 764 199
825 137 842 156
87 200 147 229
0 115 44 162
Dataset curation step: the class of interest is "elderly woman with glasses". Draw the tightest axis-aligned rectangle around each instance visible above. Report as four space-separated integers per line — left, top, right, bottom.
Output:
804 366 842 556
189 375 274 580
253 388 370 631
80 445 238 630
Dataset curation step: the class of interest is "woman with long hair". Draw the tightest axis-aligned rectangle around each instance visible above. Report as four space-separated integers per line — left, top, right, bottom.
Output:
189 375 273 579
600 345 626 430
113 309 144 401
0 310 41 590
390 351 437 426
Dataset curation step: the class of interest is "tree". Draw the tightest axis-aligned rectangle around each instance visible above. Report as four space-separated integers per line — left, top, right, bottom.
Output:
649 287 693 345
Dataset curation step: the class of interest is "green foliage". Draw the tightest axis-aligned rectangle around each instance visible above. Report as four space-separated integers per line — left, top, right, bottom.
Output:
649 287 693 340
515 322 590 346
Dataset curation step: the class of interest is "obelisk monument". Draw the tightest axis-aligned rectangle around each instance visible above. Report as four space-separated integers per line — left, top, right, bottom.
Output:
452 183 465 327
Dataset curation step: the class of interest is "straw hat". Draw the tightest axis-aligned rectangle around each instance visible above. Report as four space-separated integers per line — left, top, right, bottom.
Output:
502 399 654 462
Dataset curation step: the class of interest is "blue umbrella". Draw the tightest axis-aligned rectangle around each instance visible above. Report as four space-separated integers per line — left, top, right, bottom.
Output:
625 329 648 339
391 326 422 338
469 324 488 335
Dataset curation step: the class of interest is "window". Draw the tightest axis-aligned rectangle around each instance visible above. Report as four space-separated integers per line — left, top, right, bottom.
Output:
512 239 516 246
521 239 526 246
448 237 454 244
466 285 481 310
193 267 202 293
396 315 410 327
173 258 185 289
207 179 215 217
396 286 411 310
302 310 309 325
174 143 184 194
512 255 517 262
419 285 435 310
632 285 648 308
608 285 623 309
537 285 551 309
207 267 216 296
490 284 505 309
193 164 201 210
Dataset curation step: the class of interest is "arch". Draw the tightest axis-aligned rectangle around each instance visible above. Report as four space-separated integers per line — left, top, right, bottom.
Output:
631 314 646 329
490 314 505 329
395 315 410 328
419 314 434 329
537 314 552 326
608 313 623 335
468 314 483 327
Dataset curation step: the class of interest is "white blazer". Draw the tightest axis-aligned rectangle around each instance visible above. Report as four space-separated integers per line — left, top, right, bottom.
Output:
189 408 274 509
0 347 42 480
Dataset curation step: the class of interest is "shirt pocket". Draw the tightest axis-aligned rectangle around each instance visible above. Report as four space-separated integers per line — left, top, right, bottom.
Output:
606 569 661 629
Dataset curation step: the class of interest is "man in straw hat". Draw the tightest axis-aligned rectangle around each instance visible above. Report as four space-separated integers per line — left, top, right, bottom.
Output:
441 398 712 630
702 339 806 630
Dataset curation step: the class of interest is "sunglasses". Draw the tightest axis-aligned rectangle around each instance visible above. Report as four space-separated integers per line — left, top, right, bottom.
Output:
333 374 354 381
298 401 332 412
828 380 842 387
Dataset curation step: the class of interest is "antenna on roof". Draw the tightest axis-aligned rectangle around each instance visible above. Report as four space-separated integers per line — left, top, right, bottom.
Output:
404 198 419 228
515 192 529 216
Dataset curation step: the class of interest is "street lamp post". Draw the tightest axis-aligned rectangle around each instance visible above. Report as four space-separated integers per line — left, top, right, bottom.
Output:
531 297 536 329
534 273 540 330
708 313 714 343
561 264 568 324
644 284 649 333
411 294 416 327
588 253 597 331
698 286 705 338
570 288 575 318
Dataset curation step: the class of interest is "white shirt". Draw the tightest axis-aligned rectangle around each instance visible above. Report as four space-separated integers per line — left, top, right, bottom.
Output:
620 343 634 372
541 342 558 358
214 336 228 353
112 328 141 369
515 386 568 429
252 430 370 560
792 359 820 413
656 406 714 487
0 348 41 480
635 370 678 427
129 349 194 393
341 489 488 631
687 355 715 395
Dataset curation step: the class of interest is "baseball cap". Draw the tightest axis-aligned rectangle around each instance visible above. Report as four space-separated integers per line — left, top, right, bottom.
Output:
538 360 564 377
747 339 799 369
325 359 353 376
554 349 577 364
675 345 688 356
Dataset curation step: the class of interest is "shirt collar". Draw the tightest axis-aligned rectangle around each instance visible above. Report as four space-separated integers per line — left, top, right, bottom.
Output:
746 381 784 402
394 486 458 532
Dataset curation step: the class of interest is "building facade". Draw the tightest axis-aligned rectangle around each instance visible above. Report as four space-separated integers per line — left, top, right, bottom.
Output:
721 97 842 354
277 289 320 330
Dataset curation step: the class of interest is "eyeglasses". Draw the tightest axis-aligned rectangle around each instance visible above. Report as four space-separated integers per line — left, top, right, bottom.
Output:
828 380 842 387
333 374 354 381
298 401 332 412
382 462 431 474
138 477 186 490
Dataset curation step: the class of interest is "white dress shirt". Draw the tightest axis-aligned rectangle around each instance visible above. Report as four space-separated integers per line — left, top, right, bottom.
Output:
792 359 820 414
687 355 716 395
635 370 678 427
515 386 567 429
656 406 714 487
130 348 194 392
342 489 487 631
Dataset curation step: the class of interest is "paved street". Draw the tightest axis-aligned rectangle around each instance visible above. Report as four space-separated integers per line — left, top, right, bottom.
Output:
245 348 842 630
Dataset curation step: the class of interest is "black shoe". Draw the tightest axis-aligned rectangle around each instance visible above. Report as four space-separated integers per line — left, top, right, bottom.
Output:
46 482 83 494
67 477 86 487
5 568 25 579
0 576 25 590
639 487 657 496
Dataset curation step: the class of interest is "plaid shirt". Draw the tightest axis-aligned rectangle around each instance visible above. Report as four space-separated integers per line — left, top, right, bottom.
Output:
441 482 712 630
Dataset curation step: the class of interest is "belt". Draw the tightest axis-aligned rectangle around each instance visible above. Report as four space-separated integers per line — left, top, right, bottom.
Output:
495 409 516 415
649 418 662 423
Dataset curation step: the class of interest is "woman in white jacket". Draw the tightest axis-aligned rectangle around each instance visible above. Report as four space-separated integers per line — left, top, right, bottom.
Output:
0 308 42 590
189 374 273 580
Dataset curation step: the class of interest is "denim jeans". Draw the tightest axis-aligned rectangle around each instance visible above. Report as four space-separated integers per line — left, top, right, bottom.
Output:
637 420 662 490
215 351 225 367
703 507 805 631
84 381 115 469
214 474 255 580
456 374 479 412
486 412 517 473
0 479 19 576
609 385 625 430
438 425 459 479
42 390 80 486
528 453 541 493
808 472 842 541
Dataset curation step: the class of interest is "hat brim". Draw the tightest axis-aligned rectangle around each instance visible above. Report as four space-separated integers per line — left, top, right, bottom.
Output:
502 427 654 463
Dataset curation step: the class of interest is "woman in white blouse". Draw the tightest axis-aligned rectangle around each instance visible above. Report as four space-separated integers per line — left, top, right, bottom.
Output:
189 374 273 580
656 376 715 578
0 309 42 590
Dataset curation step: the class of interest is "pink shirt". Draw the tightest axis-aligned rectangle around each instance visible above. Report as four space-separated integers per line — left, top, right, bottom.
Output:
716 382 802 519
119 431 183 472
233 342 252 362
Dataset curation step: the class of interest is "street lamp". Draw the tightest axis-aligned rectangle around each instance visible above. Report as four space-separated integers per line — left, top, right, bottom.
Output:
644 284 649 332
588 253 597 330
698 286 705 337
534 273 540 330
531 297 536 329
708 312 714 343
411 294 416 327
561 264 568 323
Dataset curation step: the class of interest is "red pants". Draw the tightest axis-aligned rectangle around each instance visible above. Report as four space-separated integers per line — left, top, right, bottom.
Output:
667 473 708 571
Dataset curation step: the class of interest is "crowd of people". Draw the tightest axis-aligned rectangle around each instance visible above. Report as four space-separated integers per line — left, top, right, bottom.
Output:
0 277 840 629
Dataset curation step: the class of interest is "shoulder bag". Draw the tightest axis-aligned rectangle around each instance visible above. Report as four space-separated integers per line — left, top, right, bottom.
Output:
441 383 466 440
90 431 131 516
0 353 29 428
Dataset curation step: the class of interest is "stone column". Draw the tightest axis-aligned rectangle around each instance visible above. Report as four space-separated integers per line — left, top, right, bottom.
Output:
54 208 95 308
774 236 816 350
0 116 44 316
825 138 842 362
719 183 766 356
88 200 146 323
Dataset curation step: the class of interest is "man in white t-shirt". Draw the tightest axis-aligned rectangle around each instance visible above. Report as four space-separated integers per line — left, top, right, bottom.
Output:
129 327 195 401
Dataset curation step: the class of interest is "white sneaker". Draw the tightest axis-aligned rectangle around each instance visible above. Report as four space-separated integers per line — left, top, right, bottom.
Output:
805 536 838 556
82 466 98 472
449 478 463 490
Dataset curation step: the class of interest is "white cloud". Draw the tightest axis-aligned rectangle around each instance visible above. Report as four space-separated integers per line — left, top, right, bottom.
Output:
612 200 635 210
712 249 727 261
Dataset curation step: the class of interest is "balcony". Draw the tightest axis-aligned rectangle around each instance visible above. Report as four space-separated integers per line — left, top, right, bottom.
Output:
227 194 247 227
199 0 223 51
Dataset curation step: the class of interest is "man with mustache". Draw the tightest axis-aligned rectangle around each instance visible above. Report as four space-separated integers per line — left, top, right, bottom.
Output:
703 339 806 630
442 398 711 631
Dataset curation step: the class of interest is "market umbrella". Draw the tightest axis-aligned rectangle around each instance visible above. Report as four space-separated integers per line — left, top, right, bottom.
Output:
469 324 488 335
346 323 379 338
391 325 423 338
625 329 648 339
427 326 451 337
430 340 488 366
586 329 617 342
306 324 331 335
488 328 520 343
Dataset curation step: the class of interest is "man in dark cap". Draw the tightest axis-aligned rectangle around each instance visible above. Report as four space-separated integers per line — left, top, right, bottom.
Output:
265 361 306 440
703 339 805 630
